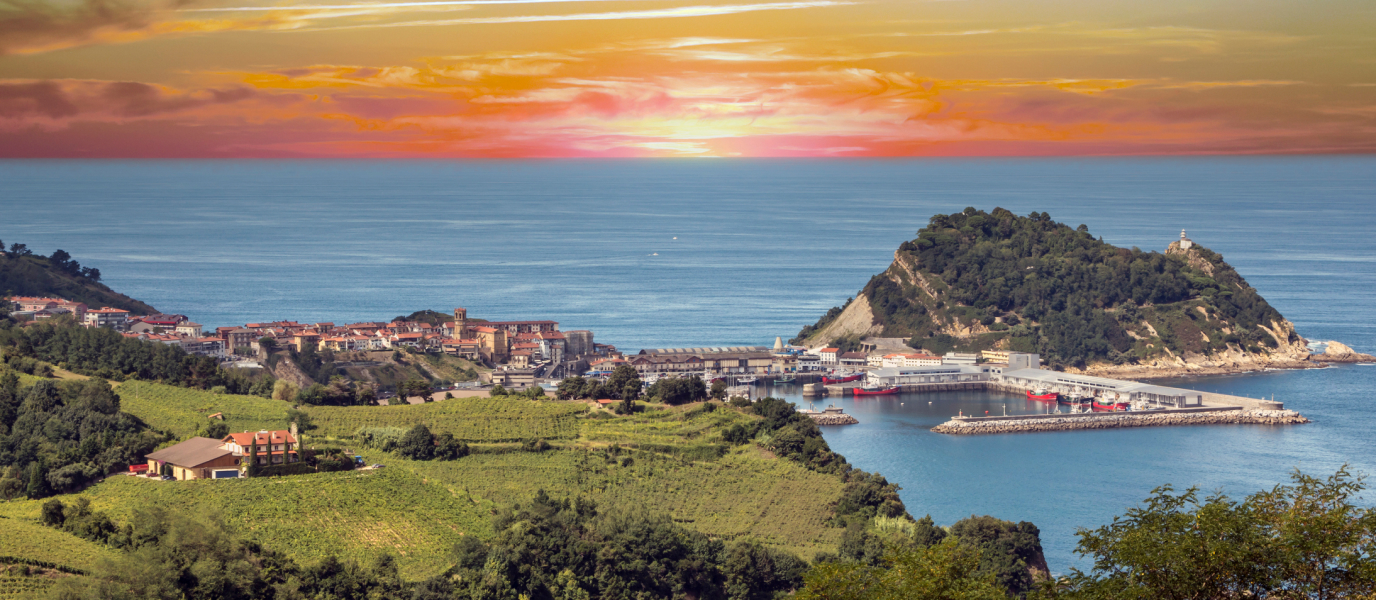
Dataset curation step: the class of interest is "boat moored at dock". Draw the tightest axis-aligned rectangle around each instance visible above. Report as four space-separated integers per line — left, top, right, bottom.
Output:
1027 388 1059 403
853 386 900 396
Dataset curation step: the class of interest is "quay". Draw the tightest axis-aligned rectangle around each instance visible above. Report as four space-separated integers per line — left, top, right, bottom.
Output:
932 407 1307 435
793 351 1305 434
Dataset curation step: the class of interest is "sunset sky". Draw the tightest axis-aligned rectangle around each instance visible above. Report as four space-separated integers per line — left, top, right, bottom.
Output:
1 0 1373 157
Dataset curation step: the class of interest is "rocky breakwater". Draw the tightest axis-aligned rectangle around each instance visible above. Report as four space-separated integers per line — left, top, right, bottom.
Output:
807 412 859 425
932 409 1307 435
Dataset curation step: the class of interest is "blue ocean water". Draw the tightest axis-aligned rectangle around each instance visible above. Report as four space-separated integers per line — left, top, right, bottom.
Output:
3 157 1374 571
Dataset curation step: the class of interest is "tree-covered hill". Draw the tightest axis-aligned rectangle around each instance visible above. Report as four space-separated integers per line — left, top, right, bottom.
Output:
794 208 1310 370
0 243 156 314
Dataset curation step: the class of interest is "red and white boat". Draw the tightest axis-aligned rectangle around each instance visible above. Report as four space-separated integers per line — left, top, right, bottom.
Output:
853 386 900 396
822 374 863 385
1026 388 1059 403
1091 397 1131 412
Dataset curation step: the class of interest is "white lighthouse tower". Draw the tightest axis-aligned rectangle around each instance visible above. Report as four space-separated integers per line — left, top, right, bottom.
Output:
1179 230 1194 250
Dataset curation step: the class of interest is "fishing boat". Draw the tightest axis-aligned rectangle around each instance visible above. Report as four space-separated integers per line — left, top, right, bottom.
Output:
822 374 863 385
853 386 900 396
1026 388 1059 403
775 375 796 384
1058 392 1091 407
1091 396 1131 412
739 376 758 385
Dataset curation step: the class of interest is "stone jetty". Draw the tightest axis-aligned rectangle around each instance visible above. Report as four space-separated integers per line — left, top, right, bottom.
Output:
932 408 1307 435
808 412 860 425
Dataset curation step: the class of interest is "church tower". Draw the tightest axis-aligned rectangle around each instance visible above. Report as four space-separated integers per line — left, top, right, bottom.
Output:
453 308 468 336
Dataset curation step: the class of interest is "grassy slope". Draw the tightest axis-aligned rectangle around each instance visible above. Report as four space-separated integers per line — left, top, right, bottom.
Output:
0 254 156 314
0 517 116 571
115 381 294 437
304 397 587 442
377 404 846 559
0 470 489 581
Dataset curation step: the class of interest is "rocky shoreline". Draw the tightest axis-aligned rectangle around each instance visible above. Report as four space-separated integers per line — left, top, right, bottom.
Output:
1068 357 1376 380
932 409 1307 435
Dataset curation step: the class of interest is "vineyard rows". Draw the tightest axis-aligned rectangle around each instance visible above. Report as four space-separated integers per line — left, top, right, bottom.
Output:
306 397 587 442
0 574 57 600
116 381 293 437
0 517 115 573
1 470 490 581
381 443 846 559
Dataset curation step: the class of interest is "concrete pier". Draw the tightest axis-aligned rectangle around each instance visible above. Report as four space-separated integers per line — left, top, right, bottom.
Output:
932 407 1307 435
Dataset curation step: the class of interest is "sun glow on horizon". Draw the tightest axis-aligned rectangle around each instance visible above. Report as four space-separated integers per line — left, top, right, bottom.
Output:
0 0 1373 157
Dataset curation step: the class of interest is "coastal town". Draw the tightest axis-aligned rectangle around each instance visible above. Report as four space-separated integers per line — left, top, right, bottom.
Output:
2 293 1312 435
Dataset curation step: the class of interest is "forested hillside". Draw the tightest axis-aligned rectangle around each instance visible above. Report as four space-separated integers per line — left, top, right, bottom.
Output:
795 208 1310 370
0 244 155 314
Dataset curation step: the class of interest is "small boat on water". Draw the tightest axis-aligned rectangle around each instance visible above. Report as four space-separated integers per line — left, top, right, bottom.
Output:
853 386 900 396
1026 388 1059 403
822 374 863 385
775 376 796 384
739 376 758 385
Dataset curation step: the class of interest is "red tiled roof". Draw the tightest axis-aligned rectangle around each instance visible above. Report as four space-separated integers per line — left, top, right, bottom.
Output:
820 348 839 353
224 430 298 446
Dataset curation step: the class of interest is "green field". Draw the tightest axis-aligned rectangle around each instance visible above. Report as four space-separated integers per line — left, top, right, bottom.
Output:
0 470 489 581
305 397 588 442
115 380 294 437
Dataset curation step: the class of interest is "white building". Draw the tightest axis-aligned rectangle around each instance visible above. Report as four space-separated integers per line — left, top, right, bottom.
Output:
942 352 978 366
881 353 942 368
866 364 1001 387
84 307 130 331
818 348 839 365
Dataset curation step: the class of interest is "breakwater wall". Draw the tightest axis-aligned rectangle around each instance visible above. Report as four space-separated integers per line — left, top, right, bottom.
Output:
805 413 859 425
932 407 1307 435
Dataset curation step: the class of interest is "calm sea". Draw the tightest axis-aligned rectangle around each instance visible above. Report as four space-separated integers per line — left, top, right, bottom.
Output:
3 158 1375 571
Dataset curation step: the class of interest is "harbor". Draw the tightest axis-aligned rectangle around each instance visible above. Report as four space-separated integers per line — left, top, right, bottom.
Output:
784 351 1306 434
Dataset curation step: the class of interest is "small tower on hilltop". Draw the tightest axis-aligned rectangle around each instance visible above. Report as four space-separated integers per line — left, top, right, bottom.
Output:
774 336 785 353
1179 230 1194 250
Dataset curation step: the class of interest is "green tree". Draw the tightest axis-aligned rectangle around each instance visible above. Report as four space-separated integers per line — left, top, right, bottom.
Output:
398 424 435 460
710 379 728 401
1042 467 1376 600
797 538 1005 600
606 364 642 400
490 384 508 397
258 336 277 353
271 380 298 401
202 420 229 440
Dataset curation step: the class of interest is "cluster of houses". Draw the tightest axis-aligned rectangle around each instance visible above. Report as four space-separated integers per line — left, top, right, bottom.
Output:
5 297 607 370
